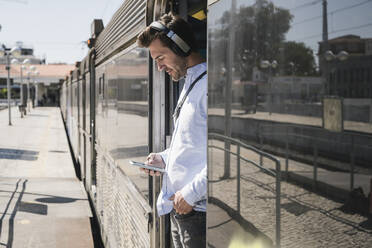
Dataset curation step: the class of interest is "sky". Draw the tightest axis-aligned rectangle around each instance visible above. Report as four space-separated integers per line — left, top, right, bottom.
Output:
0 0 125 64
1 0 372 65
209 0 372 59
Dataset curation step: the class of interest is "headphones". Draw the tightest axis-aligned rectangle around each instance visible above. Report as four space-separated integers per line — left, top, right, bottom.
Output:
149 21 191 57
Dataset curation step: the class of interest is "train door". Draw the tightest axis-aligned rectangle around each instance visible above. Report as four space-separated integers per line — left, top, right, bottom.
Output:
80 61 86 182
148 1 207 247
85 70 92 192
89 52 97 195
68 74 73 141
72 70 80 174
66 80 70 136
147 2 171 247
76 69 81 179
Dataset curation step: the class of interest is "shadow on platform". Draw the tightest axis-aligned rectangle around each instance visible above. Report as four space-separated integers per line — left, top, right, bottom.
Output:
0 148 39 161
36 196 79 204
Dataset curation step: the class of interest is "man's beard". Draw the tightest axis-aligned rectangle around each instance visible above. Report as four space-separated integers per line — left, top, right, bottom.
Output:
170 57 187 81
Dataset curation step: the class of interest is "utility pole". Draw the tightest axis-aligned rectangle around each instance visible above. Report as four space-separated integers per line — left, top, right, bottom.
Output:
223 0 236 179
322 0 329 95
322 0 329 49
6 54 12 126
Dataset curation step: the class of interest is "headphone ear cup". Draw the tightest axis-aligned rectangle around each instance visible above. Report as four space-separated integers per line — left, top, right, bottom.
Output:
169 43 187 57
170 43 189 57
149 21 191 57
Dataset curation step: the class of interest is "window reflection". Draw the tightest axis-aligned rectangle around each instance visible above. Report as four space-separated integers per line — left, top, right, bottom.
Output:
208 0 372 247
102 47 149 198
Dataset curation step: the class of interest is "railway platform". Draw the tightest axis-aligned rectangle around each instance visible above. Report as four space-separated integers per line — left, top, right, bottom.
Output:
0 107 94 248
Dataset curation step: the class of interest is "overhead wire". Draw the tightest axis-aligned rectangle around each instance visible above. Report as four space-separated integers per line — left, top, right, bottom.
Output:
297 22 372 41
293 0 372 26
289 0 322 11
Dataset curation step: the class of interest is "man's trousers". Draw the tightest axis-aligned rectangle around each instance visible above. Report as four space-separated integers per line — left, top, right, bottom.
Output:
170 209 206 248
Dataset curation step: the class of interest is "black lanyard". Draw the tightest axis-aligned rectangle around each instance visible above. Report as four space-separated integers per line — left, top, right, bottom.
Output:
172 70 207 121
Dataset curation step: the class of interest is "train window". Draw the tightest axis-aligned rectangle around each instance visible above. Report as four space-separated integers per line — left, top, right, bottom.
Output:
98 77 102 95
99 46 150 199
102 73 105 98
208 0 372 247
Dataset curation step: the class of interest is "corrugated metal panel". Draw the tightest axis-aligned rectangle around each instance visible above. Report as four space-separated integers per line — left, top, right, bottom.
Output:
95 0 147 64
96 144 151 248
96 148 103 221
115 168 151 247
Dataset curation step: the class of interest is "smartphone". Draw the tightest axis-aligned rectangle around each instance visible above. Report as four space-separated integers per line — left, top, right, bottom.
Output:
129 160 166 173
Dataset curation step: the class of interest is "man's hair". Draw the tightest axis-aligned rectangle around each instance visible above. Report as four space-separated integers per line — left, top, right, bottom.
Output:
137 13 198 54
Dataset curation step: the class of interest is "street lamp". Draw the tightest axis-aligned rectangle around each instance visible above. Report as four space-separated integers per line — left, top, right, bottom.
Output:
26 71 32 112
325 50 348 62
261 60 278 70
10 58 29 108
29 65 37 108
22 59 31 110
21 64 26 106
324 50 349 95
33 70 39 107
0 45 22 125
260 60 278 115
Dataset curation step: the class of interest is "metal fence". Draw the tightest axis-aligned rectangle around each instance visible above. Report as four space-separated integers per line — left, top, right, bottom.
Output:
208 132 281 247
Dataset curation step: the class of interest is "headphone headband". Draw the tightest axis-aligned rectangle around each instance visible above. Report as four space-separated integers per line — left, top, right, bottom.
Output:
149 21 191 56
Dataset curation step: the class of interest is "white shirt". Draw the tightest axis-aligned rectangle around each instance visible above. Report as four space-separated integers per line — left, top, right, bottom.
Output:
157 62 207 216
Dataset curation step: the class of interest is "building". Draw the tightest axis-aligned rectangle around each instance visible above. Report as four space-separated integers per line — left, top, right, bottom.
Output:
0 41 44 65
0 64 74 106
271 76 323 103
318 35 372 98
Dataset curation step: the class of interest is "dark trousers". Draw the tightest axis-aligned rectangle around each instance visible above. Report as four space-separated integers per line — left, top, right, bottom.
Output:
170 210 206 248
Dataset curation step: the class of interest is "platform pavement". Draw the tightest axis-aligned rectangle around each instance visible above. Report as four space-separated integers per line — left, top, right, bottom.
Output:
208 108 372 207
208 139 372 248
0 107 94 248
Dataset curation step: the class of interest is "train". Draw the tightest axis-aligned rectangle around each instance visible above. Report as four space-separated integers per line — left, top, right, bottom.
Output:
60 1 208 247
60 0 372 248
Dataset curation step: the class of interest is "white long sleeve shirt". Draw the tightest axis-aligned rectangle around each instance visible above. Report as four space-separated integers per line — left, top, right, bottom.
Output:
157 62 207 216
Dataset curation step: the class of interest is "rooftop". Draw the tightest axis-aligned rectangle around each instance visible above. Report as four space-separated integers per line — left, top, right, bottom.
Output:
0 64 74 81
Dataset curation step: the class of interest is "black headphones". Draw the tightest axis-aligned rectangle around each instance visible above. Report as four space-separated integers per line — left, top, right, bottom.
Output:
149 21 191 57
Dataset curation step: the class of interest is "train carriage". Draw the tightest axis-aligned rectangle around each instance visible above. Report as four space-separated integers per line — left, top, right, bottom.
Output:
60 0 372 247
61 1 208 247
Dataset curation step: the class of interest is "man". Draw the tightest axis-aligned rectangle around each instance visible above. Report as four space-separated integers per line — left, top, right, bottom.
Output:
137 13 207 248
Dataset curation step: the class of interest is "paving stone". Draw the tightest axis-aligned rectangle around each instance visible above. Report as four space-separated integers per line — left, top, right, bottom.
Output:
208 139 372 248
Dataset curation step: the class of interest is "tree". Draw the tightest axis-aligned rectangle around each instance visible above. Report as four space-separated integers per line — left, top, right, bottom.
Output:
234 0 292 77
210 0 317 80
282 41 317 76
0 88 7 99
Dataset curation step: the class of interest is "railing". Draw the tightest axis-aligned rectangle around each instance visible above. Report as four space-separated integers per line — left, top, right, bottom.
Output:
0 99 19 105
258 123 372 192
0 100 19 111
208 132 281 248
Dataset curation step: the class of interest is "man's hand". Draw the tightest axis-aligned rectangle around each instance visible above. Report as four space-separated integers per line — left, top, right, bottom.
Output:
169 191 193 215
139 153 165 176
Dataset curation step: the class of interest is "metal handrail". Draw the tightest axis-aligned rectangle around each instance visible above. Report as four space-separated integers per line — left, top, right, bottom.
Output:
208 132 281 248
258 123 372 191
258 123 372 149
260 130 372 150
208 145 277 177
